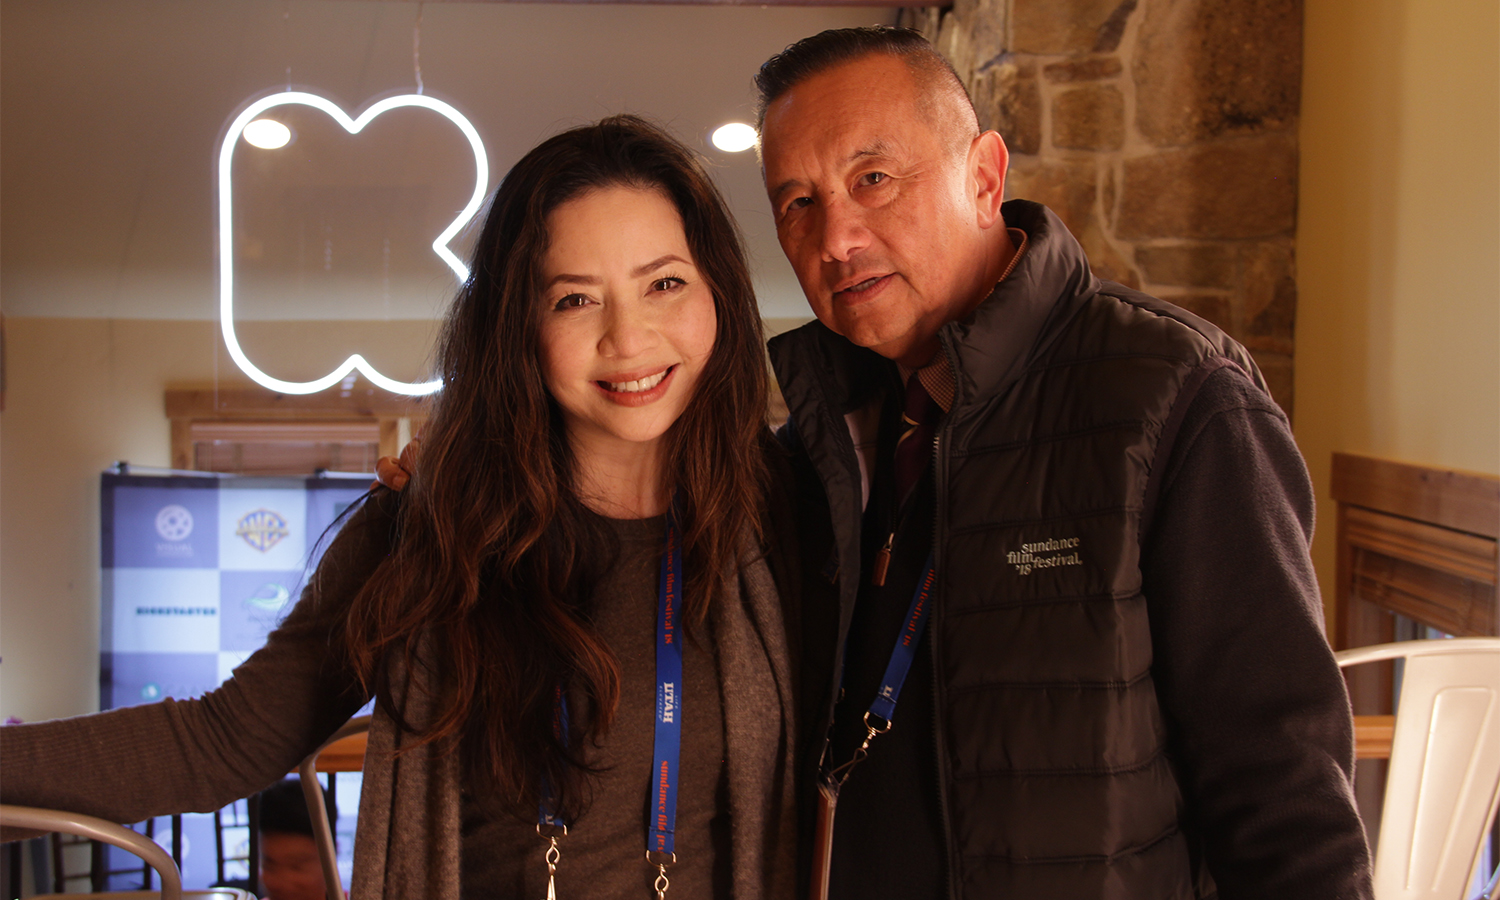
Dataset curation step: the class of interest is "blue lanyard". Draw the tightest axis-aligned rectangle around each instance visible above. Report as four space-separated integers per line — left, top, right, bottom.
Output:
538 685 569 831
867 552 936 724
650 512 684 859
826 550 937 788
538 511 685 863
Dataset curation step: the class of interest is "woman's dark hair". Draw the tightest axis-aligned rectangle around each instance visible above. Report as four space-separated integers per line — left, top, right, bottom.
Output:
336 115 769 817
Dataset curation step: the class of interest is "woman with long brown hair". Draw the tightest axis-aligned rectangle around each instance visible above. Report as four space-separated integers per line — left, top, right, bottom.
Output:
1 115 799 899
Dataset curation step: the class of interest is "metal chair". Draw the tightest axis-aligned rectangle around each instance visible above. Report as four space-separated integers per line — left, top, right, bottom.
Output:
296 715 371 900
48 815 184 894
0 805 254 899
1336 638 1500 899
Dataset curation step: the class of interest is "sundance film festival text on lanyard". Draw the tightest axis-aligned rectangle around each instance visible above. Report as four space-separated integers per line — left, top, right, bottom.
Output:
809 553 937 900
537 512 684 900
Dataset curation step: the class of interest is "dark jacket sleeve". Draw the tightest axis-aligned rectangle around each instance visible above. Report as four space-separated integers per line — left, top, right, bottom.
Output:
1141 367 1373 899
0 491 396 835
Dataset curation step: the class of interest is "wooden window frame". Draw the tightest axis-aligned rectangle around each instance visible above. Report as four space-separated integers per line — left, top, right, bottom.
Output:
1330 451 1499 841
165 386 426 473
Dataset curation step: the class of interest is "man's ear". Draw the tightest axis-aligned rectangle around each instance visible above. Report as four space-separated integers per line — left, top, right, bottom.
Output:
969 130 1008 229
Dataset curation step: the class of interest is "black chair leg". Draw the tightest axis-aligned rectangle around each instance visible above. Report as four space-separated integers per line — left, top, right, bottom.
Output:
171 814 183 868
142 818 154 890
89 839 104 892
215 808 227 885
6 840 21 900
248 793 260 893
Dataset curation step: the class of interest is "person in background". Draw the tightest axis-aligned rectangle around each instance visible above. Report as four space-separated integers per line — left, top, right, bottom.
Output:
755 26 1372 899
2 115 801 900
254 778 336 900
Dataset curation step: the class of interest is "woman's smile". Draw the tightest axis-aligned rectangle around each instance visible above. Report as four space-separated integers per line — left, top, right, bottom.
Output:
597 363 676 399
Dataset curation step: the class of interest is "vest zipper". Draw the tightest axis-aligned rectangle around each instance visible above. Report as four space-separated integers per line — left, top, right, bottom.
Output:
932 339 959 900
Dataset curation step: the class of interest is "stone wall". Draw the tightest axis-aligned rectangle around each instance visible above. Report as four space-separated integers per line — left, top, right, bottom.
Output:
902 0 1302 412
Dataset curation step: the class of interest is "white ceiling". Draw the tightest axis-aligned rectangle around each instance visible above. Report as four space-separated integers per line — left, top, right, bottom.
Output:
0 0 896 321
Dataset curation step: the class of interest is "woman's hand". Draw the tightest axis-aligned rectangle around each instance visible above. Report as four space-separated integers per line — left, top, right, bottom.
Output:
371 437 421 491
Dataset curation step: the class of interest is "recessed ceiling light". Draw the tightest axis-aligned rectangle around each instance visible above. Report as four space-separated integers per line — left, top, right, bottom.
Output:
711 122 758 153
243 118 292 150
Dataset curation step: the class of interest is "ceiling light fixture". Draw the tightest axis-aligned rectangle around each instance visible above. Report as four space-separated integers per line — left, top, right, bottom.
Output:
242 118 292 150
218 91 490 396
711 122 758 153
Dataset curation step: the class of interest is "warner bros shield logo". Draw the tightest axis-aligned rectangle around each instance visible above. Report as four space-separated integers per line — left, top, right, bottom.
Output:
235 508 290 553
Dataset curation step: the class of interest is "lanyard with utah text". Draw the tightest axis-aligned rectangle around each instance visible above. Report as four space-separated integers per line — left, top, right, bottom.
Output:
537 510 685 900
808 551 937 900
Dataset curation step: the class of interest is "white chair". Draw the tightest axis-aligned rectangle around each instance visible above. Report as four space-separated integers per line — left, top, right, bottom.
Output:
0 804 254 899
296 714 371 900
1336 638 1500 900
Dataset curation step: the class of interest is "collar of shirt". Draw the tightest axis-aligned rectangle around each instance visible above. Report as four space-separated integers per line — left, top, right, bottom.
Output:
899 226 1030 413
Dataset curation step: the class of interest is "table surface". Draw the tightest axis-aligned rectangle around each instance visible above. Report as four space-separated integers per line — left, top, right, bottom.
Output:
312 732 368 773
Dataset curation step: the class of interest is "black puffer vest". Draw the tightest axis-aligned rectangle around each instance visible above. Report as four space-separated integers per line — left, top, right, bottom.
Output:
769 201 1264 899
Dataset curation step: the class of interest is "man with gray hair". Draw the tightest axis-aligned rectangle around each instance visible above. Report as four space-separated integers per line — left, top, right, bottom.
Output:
758 26 1371 899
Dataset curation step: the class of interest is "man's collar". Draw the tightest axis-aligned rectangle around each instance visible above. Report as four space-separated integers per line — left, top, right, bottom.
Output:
936 200 1101 409
996 226 1030 284
898 226 1031 413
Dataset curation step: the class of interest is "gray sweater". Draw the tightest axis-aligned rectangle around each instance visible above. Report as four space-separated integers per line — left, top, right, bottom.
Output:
1 496 799 900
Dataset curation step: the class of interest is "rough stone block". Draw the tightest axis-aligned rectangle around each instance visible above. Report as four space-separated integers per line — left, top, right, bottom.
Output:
1165 292 1233 331
1043 56 1124 83
1103 165 1117 222
1135 243 1237 288
1093 0 1139 52
1012 0 1131 54
1243 281 1297 355
1238 239 1296 330
955 0 1009 70
936 16 978 84
1133 0 1303 147
973 58 1041 155
930 3 995 84
900 6 944 43
1053 85 1125 151
1005 157 1097 235
1078 220 1141 288
1116 133 1297 240
1249 350 1294 416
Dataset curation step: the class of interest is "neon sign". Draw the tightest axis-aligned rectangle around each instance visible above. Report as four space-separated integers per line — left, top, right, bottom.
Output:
217 91 489 395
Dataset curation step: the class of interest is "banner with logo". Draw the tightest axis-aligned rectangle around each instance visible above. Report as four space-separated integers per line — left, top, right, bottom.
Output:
100 472 369 711
97 472 371 888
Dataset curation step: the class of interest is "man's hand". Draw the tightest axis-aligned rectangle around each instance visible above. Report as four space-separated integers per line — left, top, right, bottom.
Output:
371 437 420 492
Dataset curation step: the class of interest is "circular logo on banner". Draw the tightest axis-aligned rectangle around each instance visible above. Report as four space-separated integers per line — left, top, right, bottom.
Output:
155 505 195 542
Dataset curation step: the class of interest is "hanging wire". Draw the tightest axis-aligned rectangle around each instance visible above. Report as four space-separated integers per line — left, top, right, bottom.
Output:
413 2 425 95
283 0 293 90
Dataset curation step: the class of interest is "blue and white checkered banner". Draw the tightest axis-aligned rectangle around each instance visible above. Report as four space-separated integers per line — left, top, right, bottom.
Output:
95 471 370 889
100 472 370 711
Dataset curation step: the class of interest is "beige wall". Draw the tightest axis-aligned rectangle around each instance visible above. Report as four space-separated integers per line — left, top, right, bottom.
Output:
0 317 438 722
1296 0 1500 615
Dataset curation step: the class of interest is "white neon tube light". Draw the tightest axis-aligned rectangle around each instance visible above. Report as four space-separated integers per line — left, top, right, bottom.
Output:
217 91 490 395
